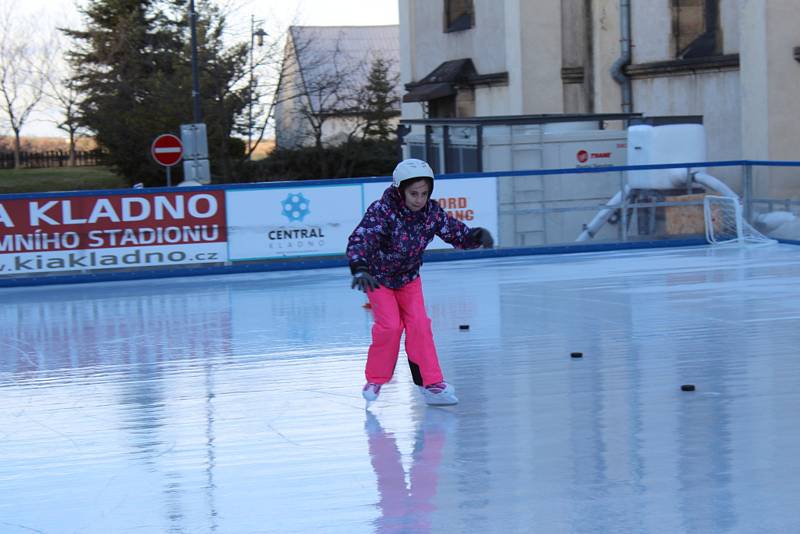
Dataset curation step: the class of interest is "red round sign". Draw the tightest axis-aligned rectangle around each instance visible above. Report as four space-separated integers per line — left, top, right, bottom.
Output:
151 134 184 167
576 149 589 163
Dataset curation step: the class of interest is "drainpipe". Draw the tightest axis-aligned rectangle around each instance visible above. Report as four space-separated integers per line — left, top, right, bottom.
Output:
610 0 632 113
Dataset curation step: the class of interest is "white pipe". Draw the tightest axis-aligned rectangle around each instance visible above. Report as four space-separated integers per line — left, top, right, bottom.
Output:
576 174 738 242
755 211 796 232
576 186 631 241
692 172 738 198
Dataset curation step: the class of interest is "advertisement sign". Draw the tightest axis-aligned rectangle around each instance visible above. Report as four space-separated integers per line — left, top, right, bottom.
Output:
0 191 227 276
363 178 498 249
226 185 362 260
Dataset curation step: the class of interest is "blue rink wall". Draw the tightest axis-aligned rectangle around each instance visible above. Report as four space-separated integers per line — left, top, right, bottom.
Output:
1 160 799 288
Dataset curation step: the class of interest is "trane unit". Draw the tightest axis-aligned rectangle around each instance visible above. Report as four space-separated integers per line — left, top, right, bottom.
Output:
400 114 636 246
401 115 631 175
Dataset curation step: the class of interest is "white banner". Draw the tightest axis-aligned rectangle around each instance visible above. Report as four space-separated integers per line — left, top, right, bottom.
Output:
0 242 227 276
363 178 499 249
226 185 363 260
0 190 229 276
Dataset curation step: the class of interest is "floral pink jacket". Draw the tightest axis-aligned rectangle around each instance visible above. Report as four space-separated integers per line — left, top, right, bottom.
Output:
346 186 481 289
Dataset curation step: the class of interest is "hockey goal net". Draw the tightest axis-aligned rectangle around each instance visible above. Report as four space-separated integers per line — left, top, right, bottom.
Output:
703 195 777 245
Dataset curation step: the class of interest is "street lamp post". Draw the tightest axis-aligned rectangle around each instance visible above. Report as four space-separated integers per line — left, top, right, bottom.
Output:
248 15 266 158
189 0 203 123
183 0 210 184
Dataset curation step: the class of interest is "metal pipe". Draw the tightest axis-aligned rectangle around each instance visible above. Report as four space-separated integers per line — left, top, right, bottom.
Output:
442 125 450 173
424 125 433 170
742 164 753 221
248 14 256 156
476 124 483 171
610 0 632 113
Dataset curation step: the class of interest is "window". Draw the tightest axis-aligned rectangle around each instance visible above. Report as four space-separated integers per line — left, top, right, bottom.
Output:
672 0 720 59
427 88 474 119
428 96 456 118
445 0 474 33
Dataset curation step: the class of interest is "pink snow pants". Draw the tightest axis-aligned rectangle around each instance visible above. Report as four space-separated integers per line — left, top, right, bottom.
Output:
365 277 443 387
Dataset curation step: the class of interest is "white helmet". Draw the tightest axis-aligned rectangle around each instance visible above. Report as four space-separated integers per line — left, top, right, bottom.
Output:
392 158 434 188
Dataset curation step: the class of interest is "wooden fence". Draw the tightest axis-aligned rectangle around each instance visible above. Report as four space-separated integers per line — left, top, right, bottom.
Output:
0 150 104 169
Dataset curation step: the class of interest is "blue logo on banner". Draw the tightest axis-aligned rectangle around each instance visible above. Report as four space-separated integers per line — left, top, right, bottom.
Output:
281 193 310 222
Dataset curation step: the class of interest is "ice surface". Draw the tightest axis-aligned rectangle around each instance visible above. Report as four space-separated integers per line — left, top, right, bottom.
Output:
2 244 800 533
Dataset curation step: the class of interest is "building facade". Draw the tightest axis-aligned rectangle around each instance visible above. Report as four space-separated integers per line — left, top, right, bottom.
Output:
400 0 800 196
399 0 800 246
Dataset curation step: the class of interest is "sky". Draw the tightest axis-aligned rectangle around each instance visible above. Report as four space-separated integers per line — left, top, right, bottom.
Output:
5 0 400 139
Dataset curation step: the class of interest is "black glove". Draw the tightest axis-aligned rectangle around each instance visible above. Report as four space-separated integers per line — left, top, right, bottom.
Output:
351 269 380 293
471 227 494 249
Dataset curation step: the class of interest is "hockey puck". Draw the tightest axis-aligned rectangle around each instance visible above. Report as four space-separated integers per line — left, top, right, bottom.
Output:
570 352 583 358
459 324 470 330
681 384 696 392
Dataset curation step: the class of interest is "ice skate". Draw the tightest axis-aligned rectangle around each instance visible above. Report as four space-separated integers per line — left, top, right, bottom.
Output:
421 381 458 406
362 382 382 402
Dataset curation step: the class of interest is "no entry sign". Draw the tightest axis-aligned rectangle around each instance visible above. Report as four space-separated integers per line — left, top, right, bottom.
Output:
151 134 184 167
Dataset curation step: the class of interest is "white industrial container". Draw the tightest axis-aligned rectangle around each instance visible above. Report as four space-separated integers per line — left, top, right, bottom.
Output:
627 124 706 189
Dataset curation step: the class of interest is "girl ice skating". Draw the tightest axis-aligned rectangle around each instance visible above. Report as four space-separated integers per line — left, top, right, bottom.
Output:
346 158 494 405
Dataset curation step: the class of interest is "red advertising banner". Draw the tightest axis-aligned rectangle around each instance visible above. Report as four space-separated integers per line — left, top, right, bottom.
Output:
0 191 228 275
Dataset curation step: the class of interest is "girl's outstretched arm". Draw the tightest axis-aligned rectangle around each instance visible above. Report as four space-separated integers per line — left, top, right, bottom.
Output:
433 203 492 249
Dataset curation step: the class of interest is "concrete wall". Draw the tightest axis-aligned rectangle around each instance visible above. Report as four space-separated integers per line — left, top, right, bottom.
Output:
720 0 740 53
739 0 800 198
633 72 741 162
629 0 672 62
519 0 563 113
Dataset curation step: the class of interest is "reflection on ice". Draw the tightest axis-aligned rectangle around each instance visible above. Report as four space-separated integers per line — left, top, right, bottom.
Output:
365 407 457 533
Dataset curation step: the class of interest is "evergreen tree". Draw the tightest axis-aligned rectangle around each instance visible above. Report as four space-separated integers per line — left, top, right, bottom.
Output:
64 0 249 186
361 57 399 142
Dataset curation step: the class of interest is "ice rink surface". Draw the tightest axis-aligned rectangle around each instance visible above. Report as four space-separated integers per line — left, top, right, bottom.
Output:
2 244 800 534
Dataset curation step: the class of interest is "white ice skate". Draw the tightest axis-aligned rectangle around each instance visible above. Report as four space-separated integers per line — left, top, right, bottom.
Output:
362 382 382 402
421 381 458 406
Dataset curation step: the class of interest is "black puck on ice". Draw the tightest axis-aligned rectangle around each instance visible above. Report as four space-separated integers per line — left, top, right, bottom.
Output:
570 352 583 358
459 324 470 330
681 384 696 392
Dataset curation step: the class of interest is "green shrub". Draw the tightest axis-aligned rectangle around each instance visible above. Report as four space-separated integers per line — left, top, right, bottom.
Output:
241 139 399 182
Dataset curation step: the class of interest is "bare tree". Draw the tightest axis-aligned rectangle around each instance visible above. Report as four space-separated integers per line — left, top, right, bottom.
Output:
0 4 52 168
301 39 364 151
239 26 287 160
44 76 85 167
275 29 370 149
212 0 302 159
40 19 87 168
